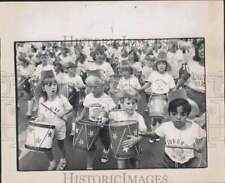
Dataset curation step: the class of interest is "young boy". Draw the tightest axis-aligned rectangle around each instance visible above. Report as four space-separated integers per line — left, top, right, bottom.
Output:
75 72 116 169
140 89 206 168
109 89 147 169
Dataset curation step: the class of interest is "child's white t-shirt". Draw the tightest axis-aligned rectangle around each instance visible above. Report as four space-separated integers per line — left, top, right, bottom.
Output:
109 110 147 132
147 71 175 94
117 75 141 92
83 93 116 122
38 95 73 129
185 61 205 93
155 120 206 164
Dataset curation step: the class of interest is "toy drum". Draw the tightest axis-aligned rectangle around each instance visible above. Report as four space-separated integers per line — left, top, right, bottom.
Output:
72 120 100 151
109 120 140 159
25 121 55 152
148 94 168 117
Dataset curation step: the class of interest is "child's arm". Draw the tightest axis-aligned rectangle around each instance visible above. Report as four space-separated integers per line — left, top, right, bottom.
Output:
122 135 143 149
75 107 88 121
193 137 207 153
139 130 161 139
139 81 151 91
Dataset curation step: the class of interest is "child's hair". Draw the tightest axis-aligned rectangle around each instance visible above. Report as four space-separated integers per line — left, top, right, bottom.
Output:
119 92 139 104
128 50 139 63
168 99 191 116
92 47 107 61
40 77 60 101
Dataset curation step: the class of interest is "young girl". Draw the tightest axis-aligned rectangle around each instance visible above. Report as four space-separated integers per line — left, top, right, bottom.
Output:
109 90 147 169
75 73 116 169
139 51 175 140
140 89 206 168
116 62 141 97
35 71 73 170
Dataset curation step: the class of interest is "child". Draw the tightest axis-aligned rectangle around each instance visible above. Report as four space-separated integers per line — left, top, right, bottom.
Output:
63 62 86 135
109 90 147 169
140 89 206 168
116 62 141 97
75 73 116 169
139 51 175 141
35 71 73 170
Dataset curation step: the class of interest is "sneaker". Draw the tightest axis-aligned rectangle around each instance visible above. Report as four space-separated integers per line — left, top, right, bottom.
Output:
48 160 56 171
101 149 109 163
155 138 160 142
56 158 66 170
149 139 155 143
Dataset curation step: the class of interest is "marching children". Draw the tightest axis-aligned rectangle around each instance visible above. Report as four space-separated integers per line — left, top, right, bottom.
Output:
140 89 206 168
75 72 116 169
35 70 73 170
109 89 147 169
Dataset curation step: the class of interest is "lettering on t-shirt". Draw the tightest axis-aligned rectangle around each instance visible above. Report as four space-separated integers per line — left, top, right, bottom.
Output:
153 79 168 94
89 103 106 121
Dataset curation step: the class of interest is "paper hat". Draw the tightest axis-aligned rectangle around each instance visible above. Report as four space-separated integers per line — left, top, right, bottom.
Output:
40 70 55 81
168 89 188 105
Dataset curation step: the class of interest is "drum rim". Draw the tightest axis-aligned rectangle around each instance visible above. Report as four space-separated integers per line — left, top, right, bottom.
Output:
29 122 56 129
25 144 52 152
76 120 101 126
109 120 138 126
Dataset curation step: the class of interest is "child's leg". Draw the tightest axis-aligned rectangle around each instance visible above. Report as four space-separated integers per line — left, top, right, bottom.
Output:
99 126 111 163
56 139 67 170
57 140 66 159
117 159 129 169
86 150 95 170
45 150 56 170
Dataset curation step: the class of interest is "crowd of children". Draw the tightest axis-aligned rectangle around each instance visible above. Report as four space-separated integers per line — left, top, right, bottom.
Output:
17 38 206 170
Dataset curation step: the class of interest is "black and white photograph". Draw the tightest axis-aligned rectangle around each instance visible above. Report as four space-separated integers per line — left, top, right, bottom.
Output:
16 38 207 171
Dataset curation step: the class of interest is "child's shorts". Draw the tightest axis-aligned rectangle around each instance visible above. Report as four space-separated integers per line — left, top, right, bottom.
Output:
54 123 66 141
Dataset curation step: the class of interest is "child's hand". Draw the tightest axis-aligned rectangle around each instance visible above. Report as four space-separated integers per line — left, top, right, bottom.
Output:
122 135 140 149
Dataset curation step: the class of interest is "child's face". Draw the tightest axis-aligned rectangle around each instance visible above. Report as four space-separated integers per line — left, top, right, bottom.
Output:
121 69 131 78
43 80 58 98
170 105 188 129
95 52 105 64
67 67 76 74
87 81 104 97
40 55 48 66
121 98 137 115
157 61 167 73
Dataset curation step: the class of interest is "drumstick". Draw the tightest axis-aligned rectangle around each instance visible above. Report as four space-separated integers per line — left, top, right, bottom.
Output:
165 145 195 150
40 103 67 123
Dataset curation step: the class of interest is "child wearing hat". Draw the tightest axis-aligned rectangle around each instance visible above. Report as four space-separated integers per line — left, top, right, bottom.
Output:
109 89 147 169
138 51 175 139
34 70 73 170
140 89 206 168
75 72 116 169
